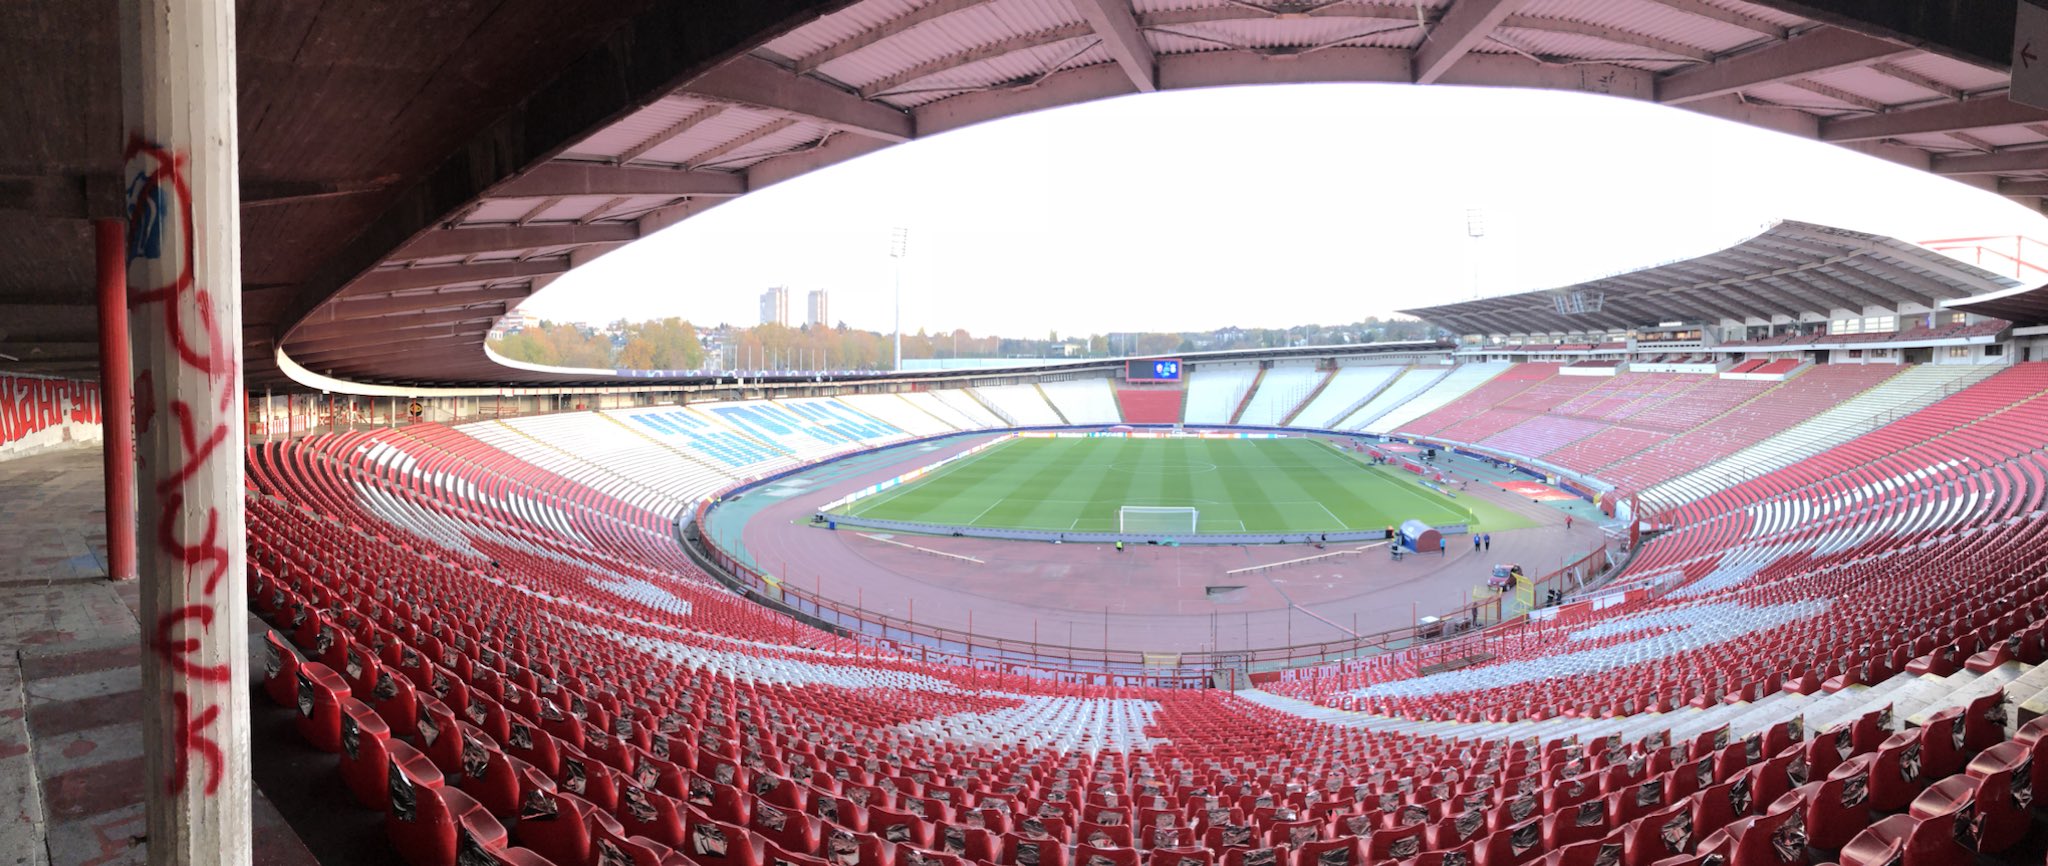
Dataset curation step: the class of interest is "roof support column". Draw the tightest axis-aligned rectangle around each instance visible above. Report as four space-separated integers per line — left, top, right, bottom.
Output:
95 218 137 583
121 0 252 862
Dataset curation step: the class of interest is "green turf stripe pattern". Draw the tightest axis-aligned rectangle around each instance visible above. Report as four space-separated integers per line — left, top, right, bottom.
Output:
835 437 1525 534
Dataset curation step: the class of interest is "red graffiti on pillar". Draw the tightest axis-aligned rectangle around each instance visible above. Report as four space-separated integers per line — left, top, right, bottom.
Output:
127 135 238 799
153 605 230 683
168 692 224 796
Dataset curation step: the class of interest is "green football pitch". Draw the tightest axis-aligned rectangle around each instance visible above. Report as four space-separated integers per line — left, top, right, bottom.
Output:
836 436 1532 534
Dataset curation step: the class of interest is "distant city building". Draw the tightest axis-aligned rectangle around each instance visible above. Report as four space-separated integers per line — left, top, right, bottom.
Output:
806 289 830 328
490 311 541 336
759 286 789 327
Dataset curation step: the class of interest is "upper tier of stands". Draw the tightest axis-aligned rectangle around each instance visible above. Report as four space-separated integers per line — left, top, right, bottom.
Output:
468 398 932 516
1336 367 1448 431
837 393 966 438
1037 379 1122 425
930 389 1007 429
1291 366 1403 429
1183 365 1260 426
1358 363 1507 434
1235 365 1324 427
973 385 1067 427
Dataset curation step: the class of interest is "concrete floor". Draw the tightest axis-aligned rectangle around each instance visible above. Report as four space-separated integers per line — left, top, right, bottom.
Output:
0 446 323 865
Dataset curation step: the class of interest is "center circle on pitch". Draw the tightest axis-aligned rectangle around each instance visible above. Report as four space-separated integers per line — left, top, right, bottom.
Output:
1106 461 1219 474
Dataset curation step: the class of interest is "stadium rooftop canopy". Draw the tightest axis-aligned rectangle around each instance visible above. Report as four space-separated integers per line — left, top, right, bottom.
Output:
1400 219 2024 335
4 1 2043 388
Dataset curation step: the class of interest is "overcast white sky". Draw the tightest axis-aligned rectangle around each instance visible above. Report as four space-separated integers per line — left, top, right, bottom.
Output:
518 83 2048 336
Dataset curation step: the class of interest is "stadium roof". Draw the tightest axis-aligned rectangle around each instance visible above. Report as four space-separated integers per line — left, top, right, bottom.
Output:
6 1 2047 388
1399 219 2024 335
1945 282 2048 327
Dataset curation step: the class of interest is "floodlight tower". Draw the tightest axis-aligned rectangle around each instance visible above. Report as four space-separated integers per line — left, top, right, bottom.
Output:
1465 207 1486 299
890 227 909 371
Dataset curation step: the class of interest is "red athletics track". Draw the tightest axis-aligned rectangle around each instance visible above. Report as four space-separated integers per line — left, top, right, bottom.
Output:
738 434 1600 657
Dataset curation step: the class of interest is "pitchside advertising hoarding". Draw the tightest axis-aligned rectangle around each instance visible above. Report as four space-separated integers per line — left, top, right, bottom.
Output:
1124 358 1182 382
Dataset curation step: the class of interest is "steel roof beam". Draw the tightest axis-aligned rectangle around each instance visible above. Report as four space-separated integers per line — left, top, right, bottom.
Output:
271 0 829 348
1849 258 1975 299
681 118 800 170
1073 0 1158 91
1655 27 1913 105
1999 179 2048 196
1788 267 1922 310
1699 283 1808 320
616 104 733 166
1650 0 1786 40
1932 147 2048 175
1868 253 2010 294
690 55 914 142
1755 274 1860 314
1725 241 1828 267
295 340 486 365
1821 95 2048 143
292 307 508 341
285 327 474 354
1592 296 1670 327
1138 4 1423 28
1499 15 1714 62
1728 268 1859 315
1663 260 1753 283
1709 248 1805 275
797 0 995 75
348 261 568 295
1414 0 1532 85
860 24 1093 98
1660 291 1755 323
327 286 536 320
395 224 639 260
1735 275 1839 315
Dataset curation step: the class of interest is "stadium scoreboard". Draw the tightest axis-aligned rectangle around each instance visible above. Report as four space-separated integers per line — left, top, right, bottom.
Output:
1125 358 1182 382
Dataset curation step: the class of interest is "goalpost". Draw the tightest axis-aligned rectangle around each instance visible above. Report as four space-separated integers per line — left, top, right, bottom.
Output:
1119 506 1199 535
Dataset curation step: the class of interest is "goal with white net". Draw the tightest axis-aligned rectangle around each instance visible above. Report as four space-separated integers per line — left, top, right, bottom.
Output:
1119 506 1198 535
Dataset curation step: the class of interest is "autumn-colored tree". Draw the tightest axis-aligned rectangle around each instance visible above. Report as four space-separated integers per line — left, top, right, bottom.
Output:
618 318 704 370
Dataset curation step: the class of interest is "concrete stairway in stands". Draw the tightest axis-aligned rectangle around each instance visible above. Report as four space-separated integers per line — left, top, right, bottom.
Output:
1227 367 1267 424
1241 656 2048 749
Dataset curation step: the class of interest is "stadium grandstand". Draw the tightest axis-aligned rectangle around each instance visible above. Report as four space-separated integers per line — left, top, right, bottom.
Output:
22 3 2048 866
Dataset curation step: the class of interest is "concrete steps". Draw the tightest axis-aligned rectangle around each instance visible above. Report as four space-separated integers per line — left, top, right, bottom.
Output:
1241 661 2042 756
1803 673 1925 733
1903 662 2023 728
2008 661 2048 728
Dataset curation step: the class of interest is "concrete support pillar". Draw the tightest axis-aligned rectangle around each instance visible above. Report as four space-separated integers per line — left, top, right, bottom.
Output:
96 218 138 582
121 0 252 862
